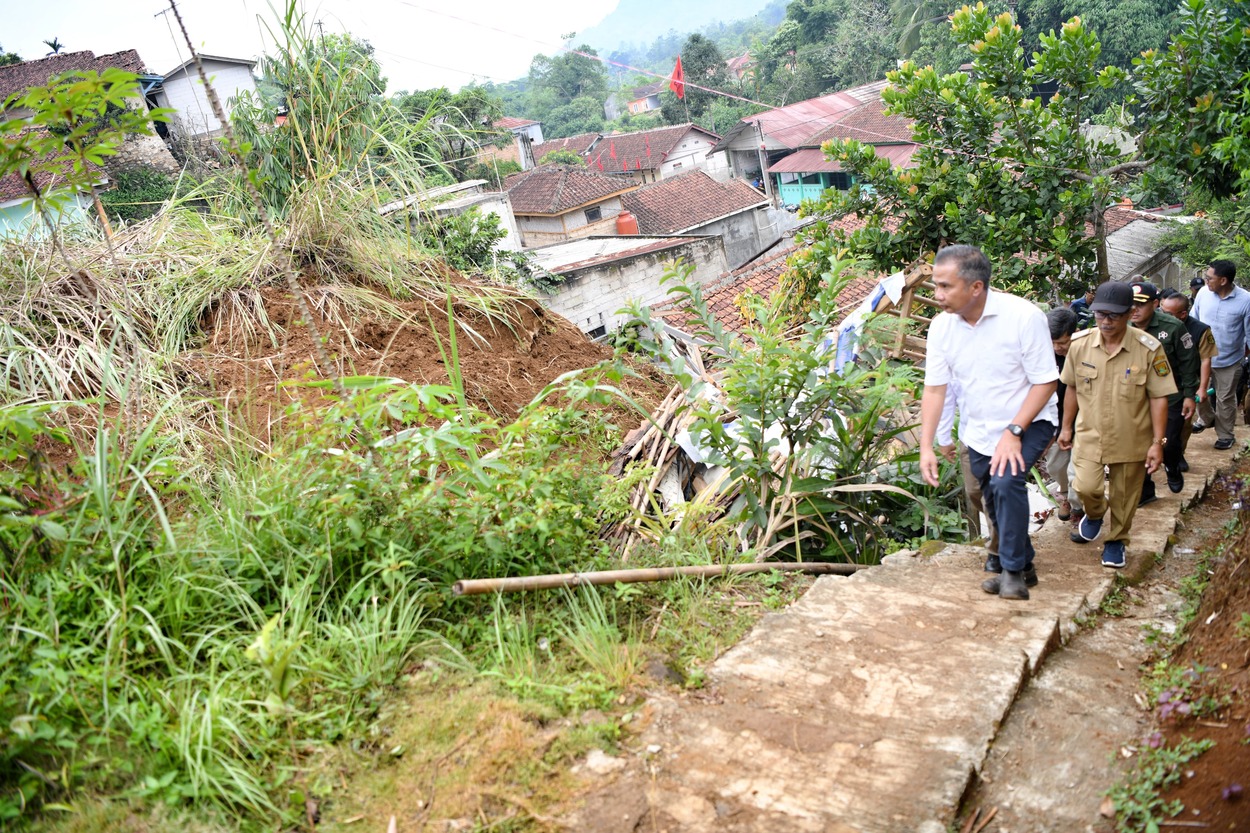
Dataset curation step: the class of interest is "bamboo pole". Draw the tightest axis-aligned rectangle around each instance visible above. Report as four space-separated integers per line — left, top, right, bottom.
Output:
453 561 865 596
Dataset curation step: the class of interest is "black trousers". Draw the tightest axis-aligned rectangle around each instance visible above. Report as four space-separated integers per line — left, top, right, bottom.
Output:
1141 398 1185 498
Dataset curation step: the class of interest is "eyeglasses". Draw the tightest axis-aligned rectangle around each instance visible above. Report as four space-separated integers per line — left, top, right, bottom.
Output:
1093 311 1127 320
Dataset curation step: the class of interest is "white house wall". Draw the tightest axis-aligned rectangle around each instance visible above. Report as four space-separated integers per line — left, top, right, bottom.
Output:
660 134 731 181
542 236 728 334
158 60 256 137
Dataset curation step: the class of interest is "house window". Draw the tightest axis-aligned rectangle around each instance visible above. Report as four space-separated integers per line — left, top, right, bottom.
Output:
672 162 683 170
584 206 602 223
587 325 607 339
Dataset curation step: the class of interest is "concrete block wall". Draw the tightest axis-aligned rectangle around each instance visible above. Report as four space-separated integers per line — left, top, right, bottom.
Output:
542 236 728 334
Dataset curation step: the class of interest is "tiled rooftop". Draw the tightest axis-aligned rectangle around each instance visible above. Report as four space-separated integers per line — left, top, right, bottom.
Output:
531 131 600 163
504 164 637 215
495 116 540 130
588 123 718 175
621 171 766 235
0 50 148 101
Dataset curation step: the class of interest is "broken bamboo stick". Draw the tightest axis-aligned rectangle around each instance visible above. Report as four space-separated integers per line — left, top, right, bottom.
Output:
452 561 864 596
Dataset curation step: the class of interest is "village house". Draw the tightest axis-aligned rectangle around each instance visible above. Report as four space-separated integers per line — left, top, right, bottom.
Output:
767 98 917 207
707 79 890 198
621 170 775 269
477 117 544 170
0 49 179 236
152 55 257 139
587 123 730 184
528 234 730 337
530 131 600 166
504 164 639 247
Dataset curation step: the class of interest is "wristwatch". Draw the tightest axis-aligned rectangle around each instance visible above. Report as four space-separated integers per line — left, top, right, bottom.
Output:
1006 423 1024 438
1152 437 1167 446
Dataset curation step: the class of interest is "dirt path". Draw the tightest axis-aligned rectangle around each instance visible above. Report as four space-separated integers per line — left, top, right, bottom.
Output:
565 433 1249 833
963 456 1249 832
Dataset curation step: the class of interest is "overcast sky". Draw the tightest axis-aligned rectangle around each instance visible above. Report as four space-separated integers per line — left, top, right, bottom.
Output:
5 0 620 93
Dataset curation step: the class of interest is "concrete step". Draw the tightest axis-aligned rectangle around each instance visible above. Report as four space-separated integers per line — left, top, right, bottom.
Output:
571 427 1247 833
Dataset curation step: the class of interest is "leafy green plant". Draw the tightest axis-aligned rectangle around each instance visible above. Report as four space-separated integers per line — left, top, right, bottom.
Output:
1106 736 1214 833
625 257 924 562
1235 612 1250 640
98 166 179 224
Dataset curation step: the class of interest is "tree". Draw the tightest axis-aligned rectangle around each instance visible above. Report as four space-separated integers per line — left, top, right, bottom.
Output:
661 34 730 122
791 4 1139 305
543 96 606 138
1134 0 1250 199
825 0 898 88
0 44 21 67
538 149 584 166
393 84 505 180
42 38 64 56
528 46 609 110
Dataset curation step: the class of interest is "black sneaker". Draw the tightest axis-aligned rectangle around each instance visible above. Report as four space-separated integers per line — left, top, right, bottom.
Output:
1166 467 1184 493
1215 437 1235 450
981 565 1038 591
1179 458 1189 473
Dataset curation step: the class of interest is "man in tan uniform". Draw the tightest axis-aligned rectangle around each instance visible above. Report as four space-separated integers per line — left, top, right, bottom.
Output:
1058 282 1176 568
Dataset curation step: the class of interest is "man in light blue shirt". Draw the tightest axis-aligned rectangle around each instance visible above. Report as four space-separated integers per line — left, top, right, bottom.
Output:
1193 260 1250 449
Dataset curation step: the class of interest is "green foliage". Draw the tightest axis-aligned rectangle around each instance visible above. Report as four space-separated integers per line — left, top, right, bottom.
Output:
0 366 634 824
529 46 610 112
794 3 1138 304
393 84 506 181
661 34 730 122
539 148 586 166
543 95 607 139
1157 198 1250 274
1134 0 1250 198
410 206 535 285
0 68 173 235
0 43 20 67
228 3 433 215
625 258 926 562
97 166 179 224
1106 736 1214 833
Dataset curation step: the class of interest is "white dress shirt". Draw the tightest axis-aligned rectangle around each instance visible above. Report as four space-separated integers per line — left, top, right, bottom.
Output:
925 290 1059 457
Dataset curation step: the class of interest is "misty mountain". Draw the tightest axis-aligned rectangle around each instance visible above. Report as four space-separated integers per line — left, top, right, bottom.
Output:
579 0 780 54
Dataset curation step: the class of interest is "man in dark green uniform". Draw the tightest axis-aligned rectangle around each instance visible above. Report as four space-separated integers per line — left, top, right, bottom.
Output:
1129 281 1200 501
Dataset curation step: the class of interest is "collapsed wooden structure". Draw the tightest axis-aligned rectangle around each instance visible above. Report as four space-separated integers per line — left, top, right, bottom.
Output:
600 259 941 559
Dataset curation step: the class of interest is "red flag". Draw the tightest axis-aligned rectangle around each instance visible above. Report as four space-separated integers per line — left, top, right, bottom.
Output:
596 155 604 172
609 140 617 160
669 57 685 99
636 159 641 170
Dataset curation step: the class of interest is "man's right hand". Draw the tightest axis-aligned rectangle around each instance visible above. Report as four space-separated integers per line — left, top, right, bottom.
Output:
938 443 957 462
920 447 941 487
1057 427 1073 451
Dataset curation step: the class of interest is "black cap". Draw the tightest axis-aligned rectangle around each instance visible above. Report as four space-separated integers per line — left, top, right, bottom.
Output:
1090 281 1133 315
1131 281 1160 304
1190 276 1206 289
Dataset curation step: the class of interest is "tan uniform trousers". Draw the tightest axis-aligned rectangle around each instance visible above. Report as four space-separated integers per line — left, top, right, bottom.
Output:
1072 457 1148 546
959 443 999 554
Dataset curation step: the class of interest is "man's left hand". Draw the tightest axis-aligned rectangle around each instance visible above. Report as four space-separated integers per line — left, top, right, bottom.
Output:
1145 443 1164 474
1182 399 1196 420
990 431 1025 477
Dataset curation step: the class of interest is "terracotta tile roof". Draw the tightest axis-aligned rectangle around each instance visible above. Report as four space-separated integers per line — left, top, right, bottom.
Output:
504 164 637 215
495 116 540 130
0 128 103 203
621 170 766 234
653 229 882 337
532 131 600 163
587 123 718 175
802 99 913 147
0 50 149 101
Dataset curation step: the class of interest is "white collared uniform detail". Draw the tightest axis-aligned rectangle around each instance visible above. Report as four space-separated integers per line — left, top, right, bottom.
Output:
924 290 1060 457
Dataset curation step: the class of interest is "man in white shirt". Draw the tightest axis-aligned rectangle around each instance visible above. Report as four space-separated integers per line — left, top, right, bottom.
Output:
920 246 1059 600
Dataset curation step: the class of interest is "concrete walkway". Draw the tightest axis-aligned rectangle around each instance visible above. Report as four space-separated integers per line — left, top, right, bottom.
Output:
573 426 1248 833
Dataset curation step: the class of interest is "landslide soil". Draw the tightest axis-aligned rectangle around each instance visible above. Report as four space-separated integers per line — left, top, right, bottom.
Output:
176 284 669 434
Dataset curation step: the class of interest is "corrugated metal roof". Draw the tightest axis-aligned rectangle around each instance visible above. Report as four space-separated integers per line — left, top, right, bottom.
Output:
767 143 917 173
529 236 694 273
709 79 890 153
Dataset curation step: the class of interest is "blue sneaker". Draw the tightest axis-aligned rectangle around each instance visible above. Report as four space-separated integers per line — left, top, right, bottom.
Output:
1101 540 1126 568
1070 515 1103 543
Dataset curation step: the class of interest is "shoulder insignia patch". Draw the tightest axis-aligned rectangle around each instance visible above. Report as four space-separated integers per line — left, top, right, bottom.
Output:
1181 332 1194 350
1137 331 1161 350
1152 355 1172 376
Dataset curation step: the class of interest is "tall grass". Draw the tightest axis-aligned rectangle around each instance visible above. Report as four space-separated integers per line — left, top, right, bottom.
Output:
0 366 634 826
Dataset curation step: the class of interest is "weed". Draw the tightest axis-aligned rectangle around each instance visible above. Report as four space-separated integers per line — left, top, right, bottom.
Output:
1235 612 1250 640
1106 736 1213 832
1100 584 1129 617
